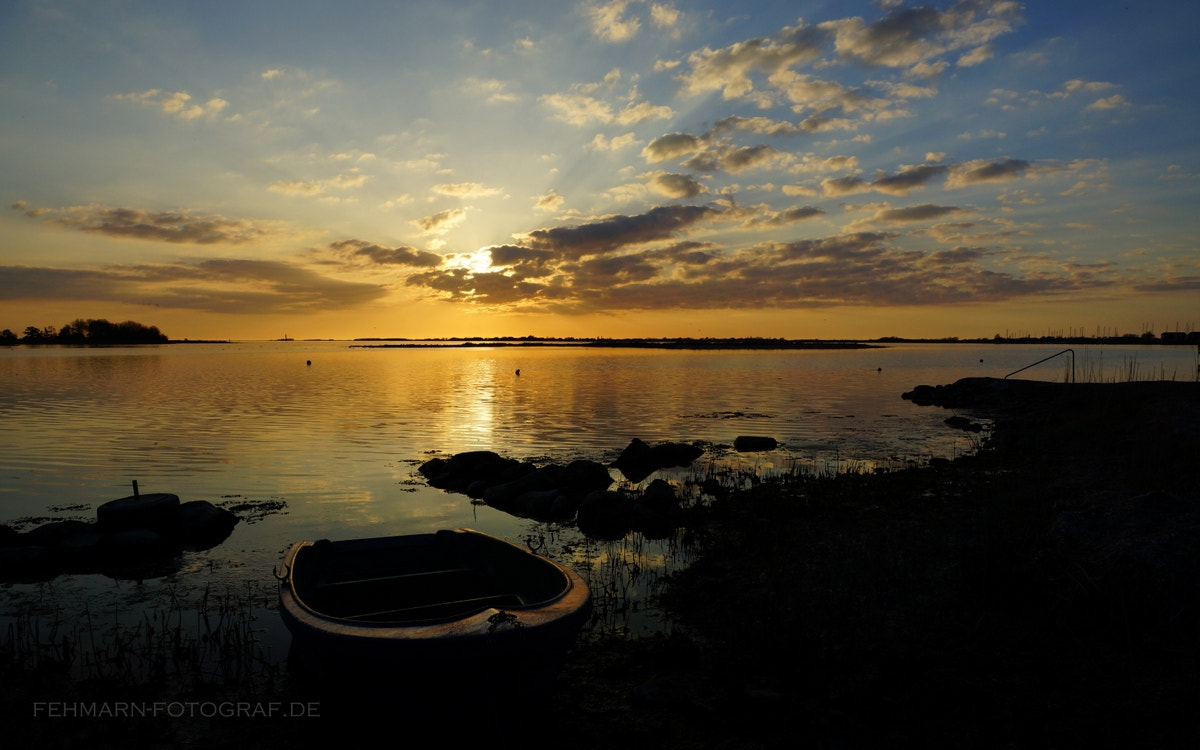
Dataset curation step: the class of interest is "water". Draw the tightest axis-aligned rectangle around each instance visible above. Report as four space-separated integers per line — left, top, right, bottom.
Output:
2 341 1195 653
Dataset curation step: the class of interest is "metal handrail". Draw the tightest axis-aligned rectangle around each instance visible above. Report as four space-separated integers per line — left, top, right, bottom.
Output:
1005 348 1075 382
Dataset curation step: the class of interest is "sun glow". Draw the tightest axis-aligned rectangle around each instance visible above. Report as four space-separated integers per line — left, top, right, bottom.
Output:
450 248 497 275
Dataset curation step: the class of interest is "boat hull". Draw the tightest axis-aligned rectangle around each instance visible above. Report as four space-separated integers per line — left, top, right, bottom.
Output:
278 528 591 685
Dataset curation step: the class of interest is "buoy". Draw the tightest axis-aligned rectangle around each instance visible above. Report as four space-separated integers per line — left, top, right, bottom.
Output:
515 369 521 376
306 360 312 366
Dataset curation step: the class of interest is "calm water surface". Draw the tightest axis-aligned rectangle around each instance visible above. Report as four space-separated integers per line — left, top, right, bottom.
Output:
2 341 1195 649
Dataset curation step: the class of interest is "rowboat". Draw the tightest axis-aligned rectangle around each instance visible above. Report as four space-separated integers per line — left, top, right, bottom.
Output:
277 528 591 690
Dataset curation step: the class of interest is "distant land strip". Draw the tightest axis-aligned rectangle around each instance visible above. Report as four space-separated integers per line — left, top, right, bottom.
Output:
350 338 878 350
348 332 1200 349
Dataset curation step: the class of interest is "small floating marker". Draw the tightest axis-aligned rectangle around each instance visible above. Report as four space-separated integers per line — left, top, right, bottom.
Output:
306 360 312 366
515 369 521 376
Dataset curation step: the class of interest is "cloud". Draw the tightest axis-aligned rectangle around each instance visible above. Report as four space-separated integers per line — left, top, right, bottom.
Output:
642 133 705 163
587 132 641 152
0 260 386 314
946 158 1030 188
402 218 1124 314
329 239 443 268
823 1 1022 69
870 164 951 195
650 3 681 29
522 204 717 257
462 77 518 103
540 87 673 126
738 204 826 229
682 143 792 174
534 190 566 212
927 246 991 265
673 0 1023 143
678 22 829 100
873 203 968 223
1086 94 1130 112
414 208 468 235
268 171 368 197
16 203 286 245
713 115 802 137
586 0 641 42
821 175 871 197
956 44 994 67
431 182 503 198
647 172 708 199
113 89 229 120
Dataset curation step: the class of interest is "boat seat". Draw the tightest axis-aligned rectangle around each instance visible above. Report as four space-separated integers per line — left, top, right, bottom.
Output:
315 567 474 589
343 593 526 622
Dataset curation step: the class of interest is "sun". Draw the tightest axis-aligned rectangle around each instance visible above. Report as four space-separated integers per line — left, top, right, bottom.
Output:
447 248 496 275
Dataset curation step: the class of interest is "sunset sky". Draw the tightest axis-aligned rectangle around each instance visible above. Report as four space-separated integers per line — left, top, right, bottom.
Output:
2 0 1197 341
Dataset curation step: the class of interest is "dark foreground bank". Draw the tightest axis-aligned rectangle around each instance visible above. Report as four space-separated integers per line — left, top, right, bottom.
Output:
6 378 1198 748
544 377 1200 748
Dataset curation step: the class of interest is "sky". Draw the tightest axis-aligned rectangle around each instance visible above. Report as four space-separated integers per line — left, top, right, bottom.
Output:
1 0 1197 341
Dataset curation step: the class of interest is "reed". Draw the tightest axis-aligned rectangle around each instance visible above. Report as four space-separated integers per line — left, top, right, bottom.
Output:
1 582 282 698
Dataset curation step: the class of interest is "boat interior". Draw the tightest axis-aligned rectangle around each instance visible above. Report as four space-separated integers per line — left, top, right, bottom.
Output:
289 531 570 623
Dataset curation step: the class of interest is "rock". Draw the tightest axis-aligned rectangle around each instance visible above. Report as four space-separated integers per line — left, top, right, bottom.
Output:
421 451 523 491
177 500 239 547
734 436 778 452
417 456 447 479
0 546 51 580
944 416 983 432
639 478 678 513
577 490 632 539
97 492 180 532
100 528 169 563
24 519 97 547
509 489 561 518
557 459 614 494
56 531 106 567
483 468 559 506
612 439 704 482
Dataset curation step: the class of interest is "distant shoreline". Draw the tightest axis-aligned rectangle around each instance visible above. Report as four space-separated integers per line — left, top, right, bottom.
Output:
7 334 1193 350
347 334 1198 350
350 337 878 350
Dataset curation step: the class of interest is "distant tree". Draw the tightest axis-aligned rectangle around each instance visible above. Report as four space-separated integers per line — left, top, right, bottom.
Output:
13 318 167 345
57 320 87 344
0 329 17 345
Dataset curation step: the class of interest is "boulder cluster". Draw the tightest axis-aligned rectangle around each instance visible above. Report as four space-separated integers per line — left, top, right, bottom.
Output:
0 493 238 581
419 438 722 539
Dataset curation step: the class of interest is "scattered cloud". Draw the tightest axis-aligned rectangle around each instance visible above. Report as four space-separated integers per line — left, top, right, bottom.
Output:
431 182 503 198
0 260 386 314
534 190 566 212
414 208 468 235
113 89 229 120
15 203 286 245
328 239 443 267
586 0 641 43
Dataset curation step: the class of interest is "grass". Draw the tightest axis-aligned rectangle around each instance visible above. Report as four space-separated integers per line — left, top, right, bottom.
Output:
1 581 293 748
